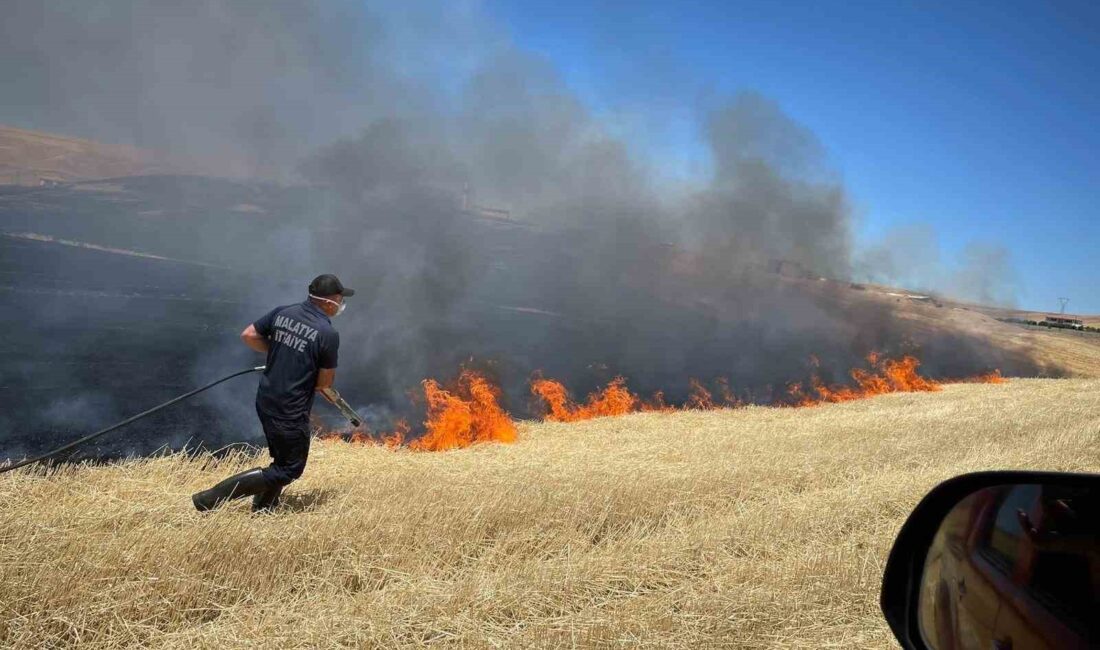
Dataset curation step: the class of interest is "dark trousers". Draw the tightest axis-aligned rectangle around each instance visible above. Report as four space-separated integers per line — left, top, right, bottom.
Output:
256 406 311 487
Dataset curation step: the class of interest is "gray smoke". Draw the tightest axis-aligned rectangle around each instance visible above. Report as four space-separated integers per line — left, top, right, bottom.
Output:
0 1 1056 459
951 244 1018 307
294 59 1047 424
685 93 851 278
0 1 435 178
855 226 1019 307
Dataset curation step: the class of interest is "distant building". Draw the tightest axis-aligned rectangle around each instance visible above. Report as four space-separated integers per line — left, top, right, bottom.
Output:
1042 315 1084 330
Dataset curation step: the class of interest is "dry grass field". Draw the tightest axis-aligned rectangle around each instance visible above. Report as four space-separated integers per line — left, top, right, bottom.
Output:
812 280 1100 379
922 308 1100 378
1 378 1097 648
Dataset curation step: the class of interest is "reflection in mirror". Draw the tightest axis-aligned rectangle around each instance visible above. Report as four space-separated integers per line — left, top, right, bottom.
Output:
918 483 1097 650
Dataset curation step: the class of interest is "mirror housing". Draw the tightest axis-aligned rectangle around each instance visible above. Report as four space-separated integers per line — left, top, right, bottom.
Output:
880 470 1098 650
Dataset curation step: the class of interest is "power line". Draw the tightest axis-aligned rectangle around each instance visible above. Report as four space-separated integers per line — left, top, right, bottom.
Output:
1058 297 1070 314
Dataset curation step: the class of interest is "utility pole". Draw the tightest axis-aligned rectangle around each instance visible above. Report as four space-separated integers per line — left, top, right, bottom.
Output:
1058 297 1070 314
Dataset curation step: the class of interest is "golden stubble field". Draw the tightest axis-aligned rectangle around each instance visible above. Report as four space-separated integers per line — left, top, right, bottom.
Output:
1 379 1097 648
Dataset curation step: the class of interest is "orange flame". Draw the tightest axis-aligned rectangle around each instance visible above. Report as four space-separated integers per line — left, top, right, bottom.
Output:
409 369 517 451
639 390 675 413
325 354 1005 450
530 374 739 421
321 368 515 451
531 354 1003 420
683 378 744 410
787 354 941 406
687 379 715 410
529 375 640 422
961 369 1005 384
715 377 741 408
319 419 410 447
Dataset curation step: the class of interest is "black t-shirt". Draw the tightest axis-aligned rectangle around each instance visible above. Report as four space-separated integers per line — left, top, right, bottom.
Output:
253 300 339 421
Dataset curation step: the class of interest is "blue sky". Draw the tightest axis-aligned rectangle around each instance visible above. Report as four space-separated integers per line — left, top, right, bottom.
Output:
486 1 1100 313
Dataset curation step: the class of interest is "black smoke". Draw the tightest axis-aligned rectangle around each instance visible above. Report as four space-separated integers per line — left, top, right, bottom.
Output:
296 65 1054 427
0 2 1059 460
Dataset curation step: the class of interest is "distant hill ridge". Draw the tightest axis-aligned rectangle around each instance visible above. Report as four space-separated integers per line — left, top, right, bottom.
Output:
0 124 176 185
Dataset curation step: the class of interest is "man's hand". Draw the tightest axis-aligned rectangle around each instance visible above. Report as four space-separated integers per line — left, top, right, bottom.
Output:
240 324 269 354
317 382 362 427
316 368 336 402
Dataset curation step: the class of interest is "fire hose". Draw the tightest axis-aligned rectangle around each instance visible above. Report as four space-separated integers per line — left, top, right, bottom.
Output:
0 366 266 474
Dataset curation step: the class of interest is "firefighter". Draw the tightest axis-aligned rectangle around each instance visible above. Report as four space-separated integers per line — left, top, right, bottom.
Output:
192 274 352 512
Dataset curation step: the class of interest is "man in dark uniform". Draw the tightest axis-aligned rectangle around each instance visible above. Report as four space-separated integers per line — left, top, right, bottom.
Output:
192 274 353 512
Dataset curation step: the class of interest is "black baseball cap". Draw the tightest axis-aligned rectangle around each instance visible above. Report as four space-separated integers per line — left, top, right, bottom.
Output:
309 274 355 297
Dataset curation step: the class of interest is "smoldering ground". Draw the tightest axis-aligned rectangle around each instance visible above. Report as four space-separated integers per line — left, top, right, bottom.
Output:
0 2 1058 460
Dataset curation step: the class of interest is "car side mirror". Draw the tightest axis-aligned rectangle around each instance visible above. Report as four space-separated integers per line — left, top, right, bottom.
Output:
881 471 1098 650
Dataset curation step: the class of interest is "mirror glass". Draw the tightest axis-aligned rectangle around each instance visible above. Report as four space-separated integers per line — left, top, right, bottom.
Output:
918 483 1097 650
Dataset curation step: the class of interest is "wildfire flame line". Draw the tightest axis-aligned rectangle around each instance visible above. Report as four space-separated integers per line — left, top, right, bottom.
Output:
321 354 1004 451
320 369 516 452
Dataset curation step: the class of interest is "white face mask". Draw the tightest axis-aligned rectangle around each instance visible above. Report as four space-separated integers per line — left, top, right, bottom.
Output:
309 294 346 317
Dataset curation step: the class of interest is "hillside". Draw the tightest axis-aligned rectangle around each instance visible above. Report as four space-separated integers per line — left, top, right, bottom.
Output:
2 379 1096 648
0 125 179 185
813 280 1100 378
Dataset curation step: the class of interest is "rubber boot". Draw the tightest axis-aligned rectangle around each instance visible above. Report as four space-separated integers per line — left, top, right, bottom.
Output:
252 483 284 513
192 468 272 512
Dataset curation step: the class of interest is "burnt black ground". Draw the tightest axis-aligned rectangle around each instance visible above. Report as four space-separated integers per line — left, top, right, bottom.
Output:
0 175 1057 463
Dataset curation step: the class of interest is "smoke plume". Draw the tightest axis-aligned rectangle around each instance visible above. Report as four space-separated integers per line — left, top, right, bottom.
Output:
855 226 1019 307
0 1 1056 459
